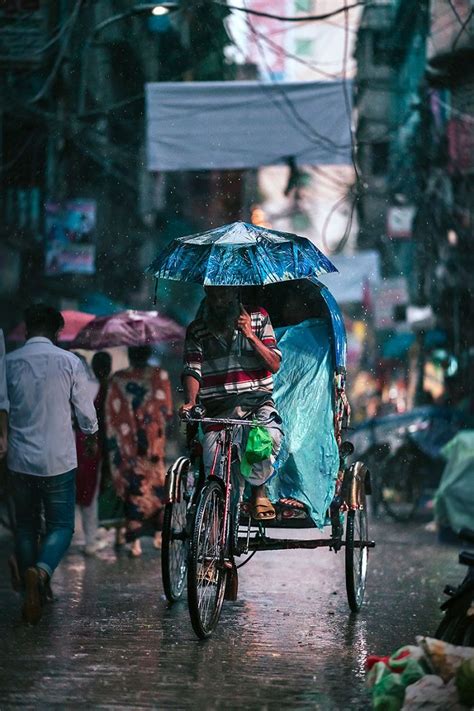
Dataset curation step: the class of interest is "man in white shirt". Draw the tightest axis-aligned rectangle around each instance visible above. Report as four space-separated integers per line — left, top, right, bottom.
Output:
6 304 98 624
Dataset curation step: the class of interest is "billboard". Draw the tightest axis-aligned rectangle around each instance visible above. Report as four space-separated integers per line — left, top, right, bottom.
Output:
44 200 96 276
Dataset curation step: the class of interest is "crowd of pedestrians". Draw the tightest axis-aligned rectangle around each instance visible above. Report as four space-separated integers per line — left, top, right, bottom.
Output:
0 304 173 624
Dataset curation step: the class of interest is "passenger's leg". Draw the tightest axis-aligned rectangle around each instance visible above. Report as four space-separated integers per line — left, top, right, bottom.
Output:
247 410 283 520
202 430 222 474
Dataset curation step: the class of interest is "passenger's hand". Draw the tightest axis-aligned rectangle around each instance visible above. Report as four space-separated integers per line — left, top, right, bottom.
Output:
237 305 254 340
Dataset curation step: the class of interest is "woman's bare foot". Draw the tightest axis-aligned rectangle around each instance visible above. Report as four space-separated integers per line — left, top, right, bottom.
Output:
153 532 162 550
279 498 305 510
129 539 142 557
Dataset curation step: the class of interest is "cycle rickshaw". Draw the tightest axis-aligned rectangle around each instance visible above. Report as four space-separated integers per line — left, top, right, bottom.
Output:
148 222 375 639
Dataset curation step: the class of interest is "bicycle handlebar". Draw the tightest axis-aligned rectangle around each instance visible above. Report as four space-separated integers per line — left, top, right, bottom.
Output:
179 405 278 428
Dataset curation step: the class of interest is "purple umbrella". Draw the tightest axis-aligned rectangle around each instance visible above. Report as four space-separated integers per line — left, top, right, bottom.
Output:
71 310 184 350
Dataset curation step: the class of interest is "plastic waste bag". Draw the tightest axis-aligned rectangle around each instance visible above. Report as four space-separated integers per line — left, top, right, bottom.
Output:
401 676 463 710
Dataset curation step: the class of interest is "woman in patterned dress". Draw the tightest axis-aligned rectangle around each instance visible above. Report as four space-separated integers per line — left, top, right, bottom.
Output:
106 346 173 556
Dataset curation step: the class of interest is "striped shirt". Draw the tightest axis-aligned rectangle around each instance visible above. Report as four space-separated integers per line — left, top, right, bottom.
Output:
183 306 281 410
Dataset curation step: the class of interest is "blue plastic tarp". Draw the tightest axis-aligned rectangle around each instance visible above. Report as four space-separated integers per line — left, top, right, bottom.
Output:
435 431 474 534
318 283 347 370
268 318 339 528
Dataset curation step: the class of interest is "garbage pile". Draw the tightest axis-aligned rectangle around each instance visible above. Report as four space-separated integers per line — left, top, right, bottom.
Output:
367 637 474 710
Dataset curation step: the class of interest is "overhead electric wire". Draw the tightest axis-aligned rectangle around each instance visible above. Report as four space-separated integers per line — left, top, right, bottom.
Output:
236 0 358 253
452 8 474 50
27 0 83 103
320 0 359 253
447 0 467 28
215 1 371 23
243 13 351 154
245 21 345 80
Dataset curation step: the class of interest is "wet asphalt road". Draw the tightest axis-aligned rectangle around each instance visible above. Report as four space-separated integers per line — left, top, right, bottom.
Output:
0 519 460 710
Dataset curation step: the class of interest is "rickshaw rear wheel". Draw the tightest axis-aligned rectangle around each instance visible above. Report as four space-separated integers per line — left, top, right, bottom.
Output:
162 474 189 603
345 500 369 612
187 479 228 639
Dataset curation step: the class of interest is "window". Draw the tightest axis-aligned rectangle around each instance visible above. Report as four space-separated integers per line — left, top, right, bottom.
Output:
295 38 314 56
294 0 313 12
371 142 389 176
372 30 391 66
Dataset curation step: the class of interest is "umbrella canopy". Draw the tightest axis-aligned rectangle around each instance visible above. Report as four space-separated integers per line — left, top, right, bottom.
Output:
8 310 95 343
147 221 337 286
70 310 185 350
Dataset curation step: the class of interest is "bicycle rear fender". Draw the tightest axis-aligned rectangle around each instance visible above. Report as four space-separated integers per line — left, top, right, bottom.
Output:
164 457 191 504
343 462 368 510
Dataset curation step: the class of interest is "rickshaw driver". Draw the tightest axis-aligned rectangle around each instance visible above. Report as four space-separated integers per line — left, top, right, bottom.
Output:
180 286 283 521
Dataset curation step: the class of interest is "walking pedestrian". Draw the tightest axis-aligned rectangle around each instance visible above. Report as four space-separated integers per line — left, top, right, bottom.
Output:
0 328 20 590
106 346 173 557
76 351 112 555
5 304 98 624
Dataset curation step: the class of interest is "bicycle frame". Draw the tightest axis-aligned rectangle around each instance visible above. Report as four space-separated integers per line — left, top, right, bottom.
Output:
184 415 261 559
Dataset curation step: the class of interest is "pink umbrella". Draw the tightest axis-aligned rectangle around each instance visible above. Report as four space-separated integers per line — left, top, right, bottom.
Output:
8 310 95 343
70 310 185 350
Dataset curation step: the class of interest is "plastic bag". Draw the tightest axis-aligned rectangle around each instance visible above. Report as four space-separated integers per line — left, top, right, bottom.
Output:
416 636 474 683
402 676 463 710
240 423 273 478
372 672 406 711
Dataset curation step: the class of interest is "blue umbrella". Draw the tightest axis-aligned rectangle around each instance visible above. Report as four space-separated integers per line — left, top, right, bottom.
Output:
147 221 337 286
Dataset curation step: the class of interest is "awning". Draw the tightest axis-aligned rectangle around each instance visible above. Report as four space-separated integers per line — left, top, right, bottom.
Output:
146 80 352 171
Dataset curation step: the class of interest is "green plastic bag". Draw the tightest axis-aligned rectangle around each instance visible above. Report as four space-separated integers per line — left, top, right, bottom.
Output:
372 673 405 711
240 422 273 479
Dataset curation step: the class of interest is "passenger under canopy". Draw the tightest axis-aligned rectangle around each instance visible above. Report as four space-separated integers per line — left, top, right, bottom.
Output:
241 279 345 527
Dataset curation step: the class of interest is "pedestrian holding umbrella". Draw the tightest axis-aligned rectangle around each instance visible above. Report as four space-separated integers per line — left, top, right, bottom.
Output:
70 310 184 350
71 310 184 557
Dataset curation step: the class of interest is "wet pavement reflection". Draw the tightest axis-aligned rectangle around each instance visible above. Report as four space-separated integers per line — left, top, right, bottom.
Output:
0 521 459 709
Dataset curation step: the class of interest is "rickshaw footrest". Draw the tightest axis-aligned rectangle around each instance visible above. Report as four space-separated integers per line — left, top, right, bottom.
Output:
246 538 376 551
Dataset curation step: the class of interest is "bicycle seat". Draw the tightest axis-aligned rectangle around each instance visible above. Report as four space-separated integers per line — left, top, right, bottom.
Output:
459 551 474 567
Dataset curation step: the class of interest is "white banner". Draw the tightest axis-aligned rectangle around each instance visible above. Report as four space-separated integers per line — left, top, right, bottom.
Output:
146 80 352 171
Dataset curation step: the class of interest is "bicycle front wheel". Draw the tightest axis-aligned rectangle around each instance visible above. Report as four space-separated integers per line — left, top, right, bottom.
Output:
187 480 228 639
345 501 369 612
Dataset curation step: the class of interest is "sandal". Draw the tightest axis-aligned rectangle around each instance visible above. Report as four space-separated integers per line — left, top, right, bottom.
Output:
250 497 276 521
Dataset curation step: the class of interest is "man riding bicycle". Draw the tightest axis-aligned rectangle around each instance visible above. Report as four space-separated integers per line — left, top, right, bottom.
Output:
180 286 283 521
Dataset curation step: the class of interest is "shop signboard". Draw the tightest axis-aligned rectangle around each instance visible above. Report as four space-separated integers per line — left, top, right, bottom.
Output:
387 205 415 239
44 200 96 276
373 277 409 330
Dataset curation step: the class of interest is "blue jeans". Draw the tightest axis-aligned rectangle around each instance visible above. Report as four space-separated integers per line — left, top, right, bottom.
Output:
11 469 76 579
